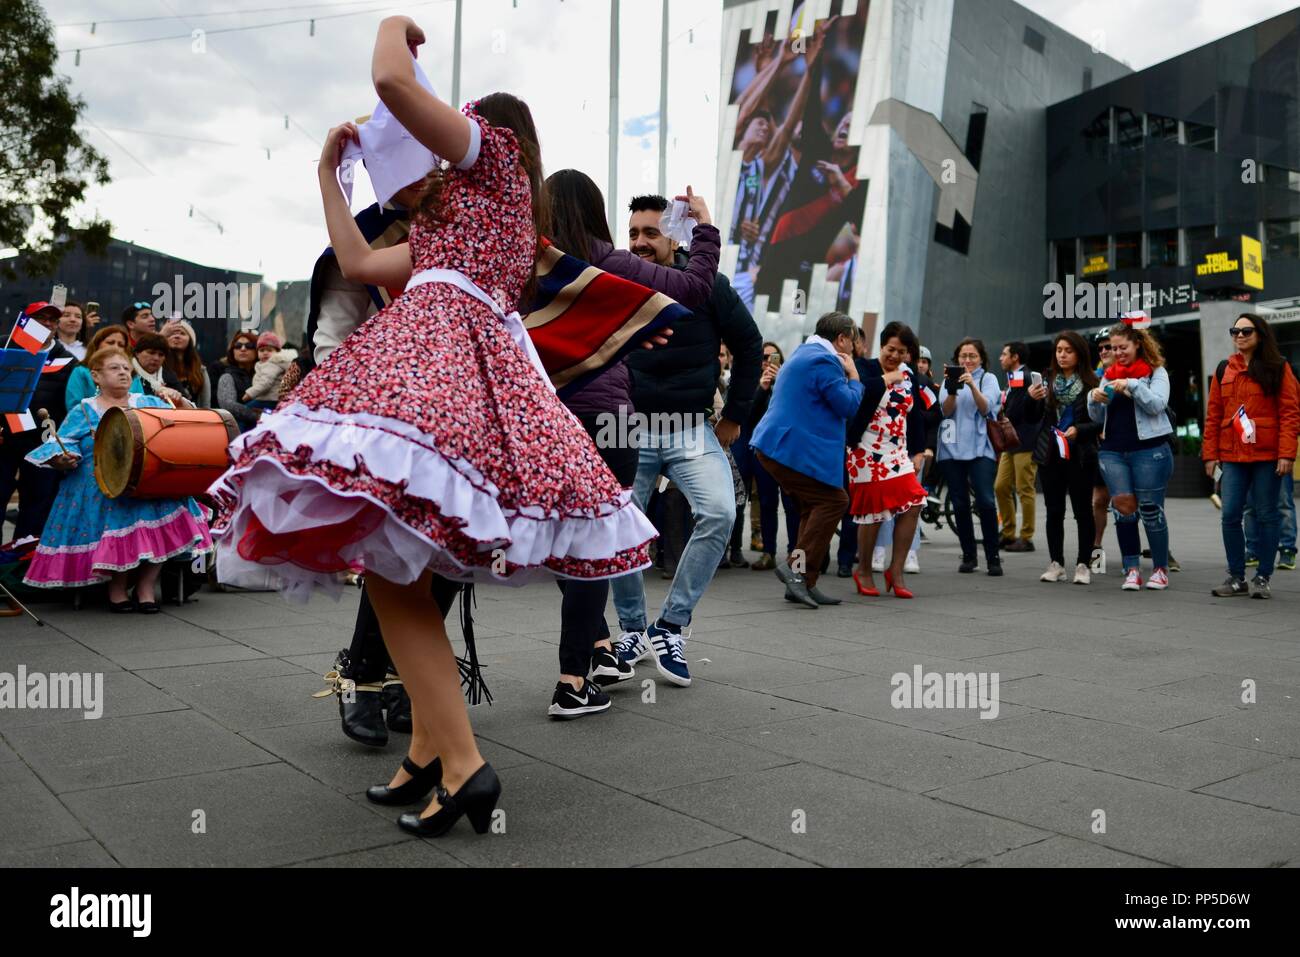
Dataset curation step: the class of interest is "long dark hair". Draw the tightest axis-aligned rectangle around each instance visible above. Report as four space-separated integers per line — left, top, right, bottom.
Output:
415 92 547 309
952 337 989 370
1234 313 1286 396
1048 331 1099 402
543 169 612 266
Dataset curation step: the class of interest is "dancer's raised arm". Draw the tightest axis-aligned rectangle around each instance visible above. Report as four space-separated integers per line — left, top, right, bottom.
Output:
372 16 475 165
317 122 412 287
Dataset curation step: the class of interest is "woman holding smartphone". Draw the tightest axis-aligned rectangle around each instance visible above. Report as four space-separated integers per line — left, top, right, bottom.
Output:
937 338 1003 575
1029 331 1100 584
1086 322 1174 591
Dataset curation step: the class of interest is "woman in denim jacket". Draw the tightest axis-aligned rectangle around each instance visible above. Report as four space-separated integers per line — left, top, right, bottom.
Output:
1087 322 1173 591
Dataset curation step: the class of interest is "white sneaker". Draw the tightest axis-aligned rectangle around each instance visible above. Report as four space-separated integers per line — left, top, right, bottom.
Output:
1122 568 1142 591
1073 563 1091 585
871 547 886 572
1146 568 1170 590
904 551 920 574
1090 548 1107 575
1040 561 1067 582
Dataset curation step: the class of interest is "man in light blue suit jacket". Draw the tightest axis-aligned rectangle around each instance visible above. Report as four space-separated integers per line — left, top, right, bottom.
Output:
752 311 864 608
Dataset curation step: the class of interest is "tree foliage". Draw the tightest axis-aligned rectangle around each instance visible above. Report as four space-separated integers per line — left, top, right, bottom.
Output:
0 0 111 279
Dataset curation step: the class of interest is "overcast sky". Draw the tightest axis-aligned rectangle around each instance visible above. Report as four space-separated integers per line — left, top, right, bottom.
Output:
44 0 1300 284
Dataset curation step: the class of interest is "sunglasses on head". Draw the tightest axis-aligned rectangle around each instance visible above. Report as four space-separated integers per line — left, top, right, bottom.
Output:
132 302 151 310
1228 326 1256 338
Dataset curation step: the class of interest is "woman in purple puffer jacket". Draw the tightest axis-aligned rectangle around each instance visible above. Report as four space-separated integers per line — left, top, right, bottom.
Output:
539 168 719 719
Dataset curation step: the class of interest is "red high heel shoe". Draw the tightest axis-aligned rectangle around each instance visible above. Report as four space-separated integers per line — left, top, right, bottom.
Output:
852 569 879 597
884 570 914 600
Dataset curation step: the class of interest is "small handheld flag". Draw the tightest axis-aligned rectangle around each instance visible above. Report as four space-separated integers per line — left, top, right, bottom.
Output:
1233 405 1256 444
919 385 937 410
1053 428 1071 460
1007 369 1026 388
41 357 73 374
8 314 52 355
4 411 36 433
1121 310 1151 330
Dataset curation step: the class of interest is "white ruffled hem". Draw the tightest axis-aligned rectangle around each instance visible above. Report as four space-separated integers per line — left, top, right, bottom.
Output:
210 404 655 602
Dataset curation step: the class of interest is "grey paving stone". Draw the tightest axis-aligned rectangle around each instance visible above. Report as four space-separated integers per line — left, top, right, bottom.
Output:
109 643 270 671
163 672 349 732
771 671 1039 731
1146 673 1300 713
948 710 1277 790
0 763 91 852
782 646 1040 683
666 644 857 692
964 836 1167 868
0 840 119 868
0 669 184 730
930 760 1300 867
1165 709 1300 758
61 763 404 867
476 706 792 796
639 838 820 868
963 647 1206 690
1197 760 1300 815
996 674 1232 731
406 761 734 867
615 677 830 733
288 841 465 868
134 656 311 692
6 709 277 793
64 621 242 658
242 718 535 793
218 624 357 657
0 735 18 763
650 761 1049 867
724 711 1041 792
687 624 872 660
0 640 122 675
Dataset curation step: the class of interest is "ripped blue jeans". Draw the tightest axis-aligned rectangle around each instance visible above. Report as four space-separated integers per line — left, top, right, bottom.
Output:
1098 445 1173 572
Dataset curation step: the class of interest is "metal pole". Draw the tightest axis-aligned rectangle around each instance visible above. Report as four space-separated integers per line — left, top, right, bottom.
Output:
608 0 621 240
658 0 669 196
451 0 463 108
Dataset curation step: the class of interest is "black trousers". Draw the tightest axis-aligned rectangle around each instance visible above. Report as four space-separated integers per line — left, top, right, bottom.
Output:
347 575 463 682
556 412 639 677
1041 456 1097 567
0 442 60 541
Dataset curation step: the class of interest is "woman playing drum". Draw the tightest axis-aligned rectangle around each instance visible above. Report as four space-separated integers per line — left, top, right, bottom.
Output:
23 347 213 613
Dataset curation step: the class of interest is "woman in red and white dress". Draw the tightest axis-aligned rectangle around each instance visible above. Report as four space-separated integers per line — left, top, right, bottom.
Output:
209 16 655 837
847 322 931 598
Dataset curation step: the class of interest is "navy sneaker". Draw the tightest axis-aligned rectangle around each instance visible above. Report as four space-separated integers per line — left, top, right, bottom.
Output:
589 646 634 686
547 679 611 719
613 629 650 667
647 622 691 687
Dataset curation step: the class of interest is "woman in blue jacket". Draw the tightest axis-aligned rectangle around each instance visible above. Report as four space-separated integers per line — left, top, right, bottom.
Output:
937 337 1004 575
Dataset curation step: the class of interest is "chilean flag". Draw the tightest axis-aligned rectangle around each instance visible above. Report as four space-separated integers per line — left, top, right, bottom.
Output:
9 314 51 354
41 357 72 374
4 411 36 433
1122 310 1152 330
919 384 937 410
1007 368 1026 388
1233 405 1256 444
1053 428 1071 460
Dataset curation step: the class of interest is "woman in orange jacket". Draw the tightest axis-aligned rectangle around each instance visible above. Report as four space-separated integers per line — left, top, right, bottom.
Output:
1204 313 1300 598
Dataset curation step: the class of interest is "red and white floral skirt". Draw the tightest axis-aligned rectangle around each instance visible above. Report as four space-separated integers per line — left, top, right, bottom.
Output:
849 472 928 525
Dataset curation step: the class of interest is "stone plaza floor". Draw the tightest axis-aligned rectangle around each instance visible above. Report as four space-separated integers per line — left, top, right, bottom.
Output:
2 499 1299 868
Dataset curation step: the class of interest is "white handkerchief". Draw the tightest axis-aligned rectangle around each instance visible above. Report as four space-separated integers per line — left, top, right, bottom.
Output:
339 57 441 207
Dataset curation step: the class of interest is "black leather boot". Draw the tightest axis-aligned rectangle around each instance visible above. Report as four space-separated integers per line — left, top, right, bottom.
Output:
314 650 388 748
382 673 412 733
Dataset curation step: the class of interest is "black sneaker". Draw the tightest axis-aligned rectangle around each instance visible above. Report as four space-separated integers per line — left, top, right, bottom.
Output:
987 561 1004 577
958 558 978 574
547 679 611 719
589 646 634 686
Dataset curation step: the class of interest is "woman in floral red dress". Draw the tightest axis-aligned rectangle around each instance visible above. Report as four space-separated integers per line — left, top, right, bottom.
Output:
846 322 930 598
209 16 655 837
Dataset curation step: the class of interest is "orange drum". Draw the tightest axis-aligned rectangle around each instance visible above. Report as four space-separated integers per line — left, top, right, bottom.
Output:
94 406 239 499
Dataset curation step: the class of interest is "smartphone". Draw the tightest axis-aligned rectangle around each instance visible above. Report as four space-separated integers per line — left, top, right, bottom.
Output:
1030 371 1043 389
766 353 783 370
944 363 963 389
86 301 100 315
50 284 67 309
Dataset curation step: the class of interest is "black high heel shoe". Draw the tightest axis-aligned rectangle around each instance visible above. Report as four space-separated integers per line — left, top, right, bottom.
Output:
398 762 500 837
365 755 443 806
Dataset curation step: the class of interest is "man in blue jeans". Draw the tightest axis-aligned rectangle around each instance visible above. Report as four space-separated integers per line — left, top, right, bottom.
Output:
613 195 763 688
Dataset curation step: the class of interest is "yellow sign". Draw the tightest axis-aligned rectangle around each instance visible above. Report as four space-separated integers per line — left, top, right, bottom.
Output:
1241 235 1264 290
1082 254 1109 277
1196 250 1239 277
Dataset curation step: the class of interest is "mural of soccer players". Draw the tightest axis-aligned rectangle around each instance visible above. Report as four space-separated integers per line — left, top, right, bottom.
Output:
727 1 868 313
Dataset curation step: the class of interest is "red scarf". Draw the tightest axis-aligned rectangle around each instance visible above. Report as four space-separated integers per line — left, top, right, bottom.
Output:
1104 359 1153 381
